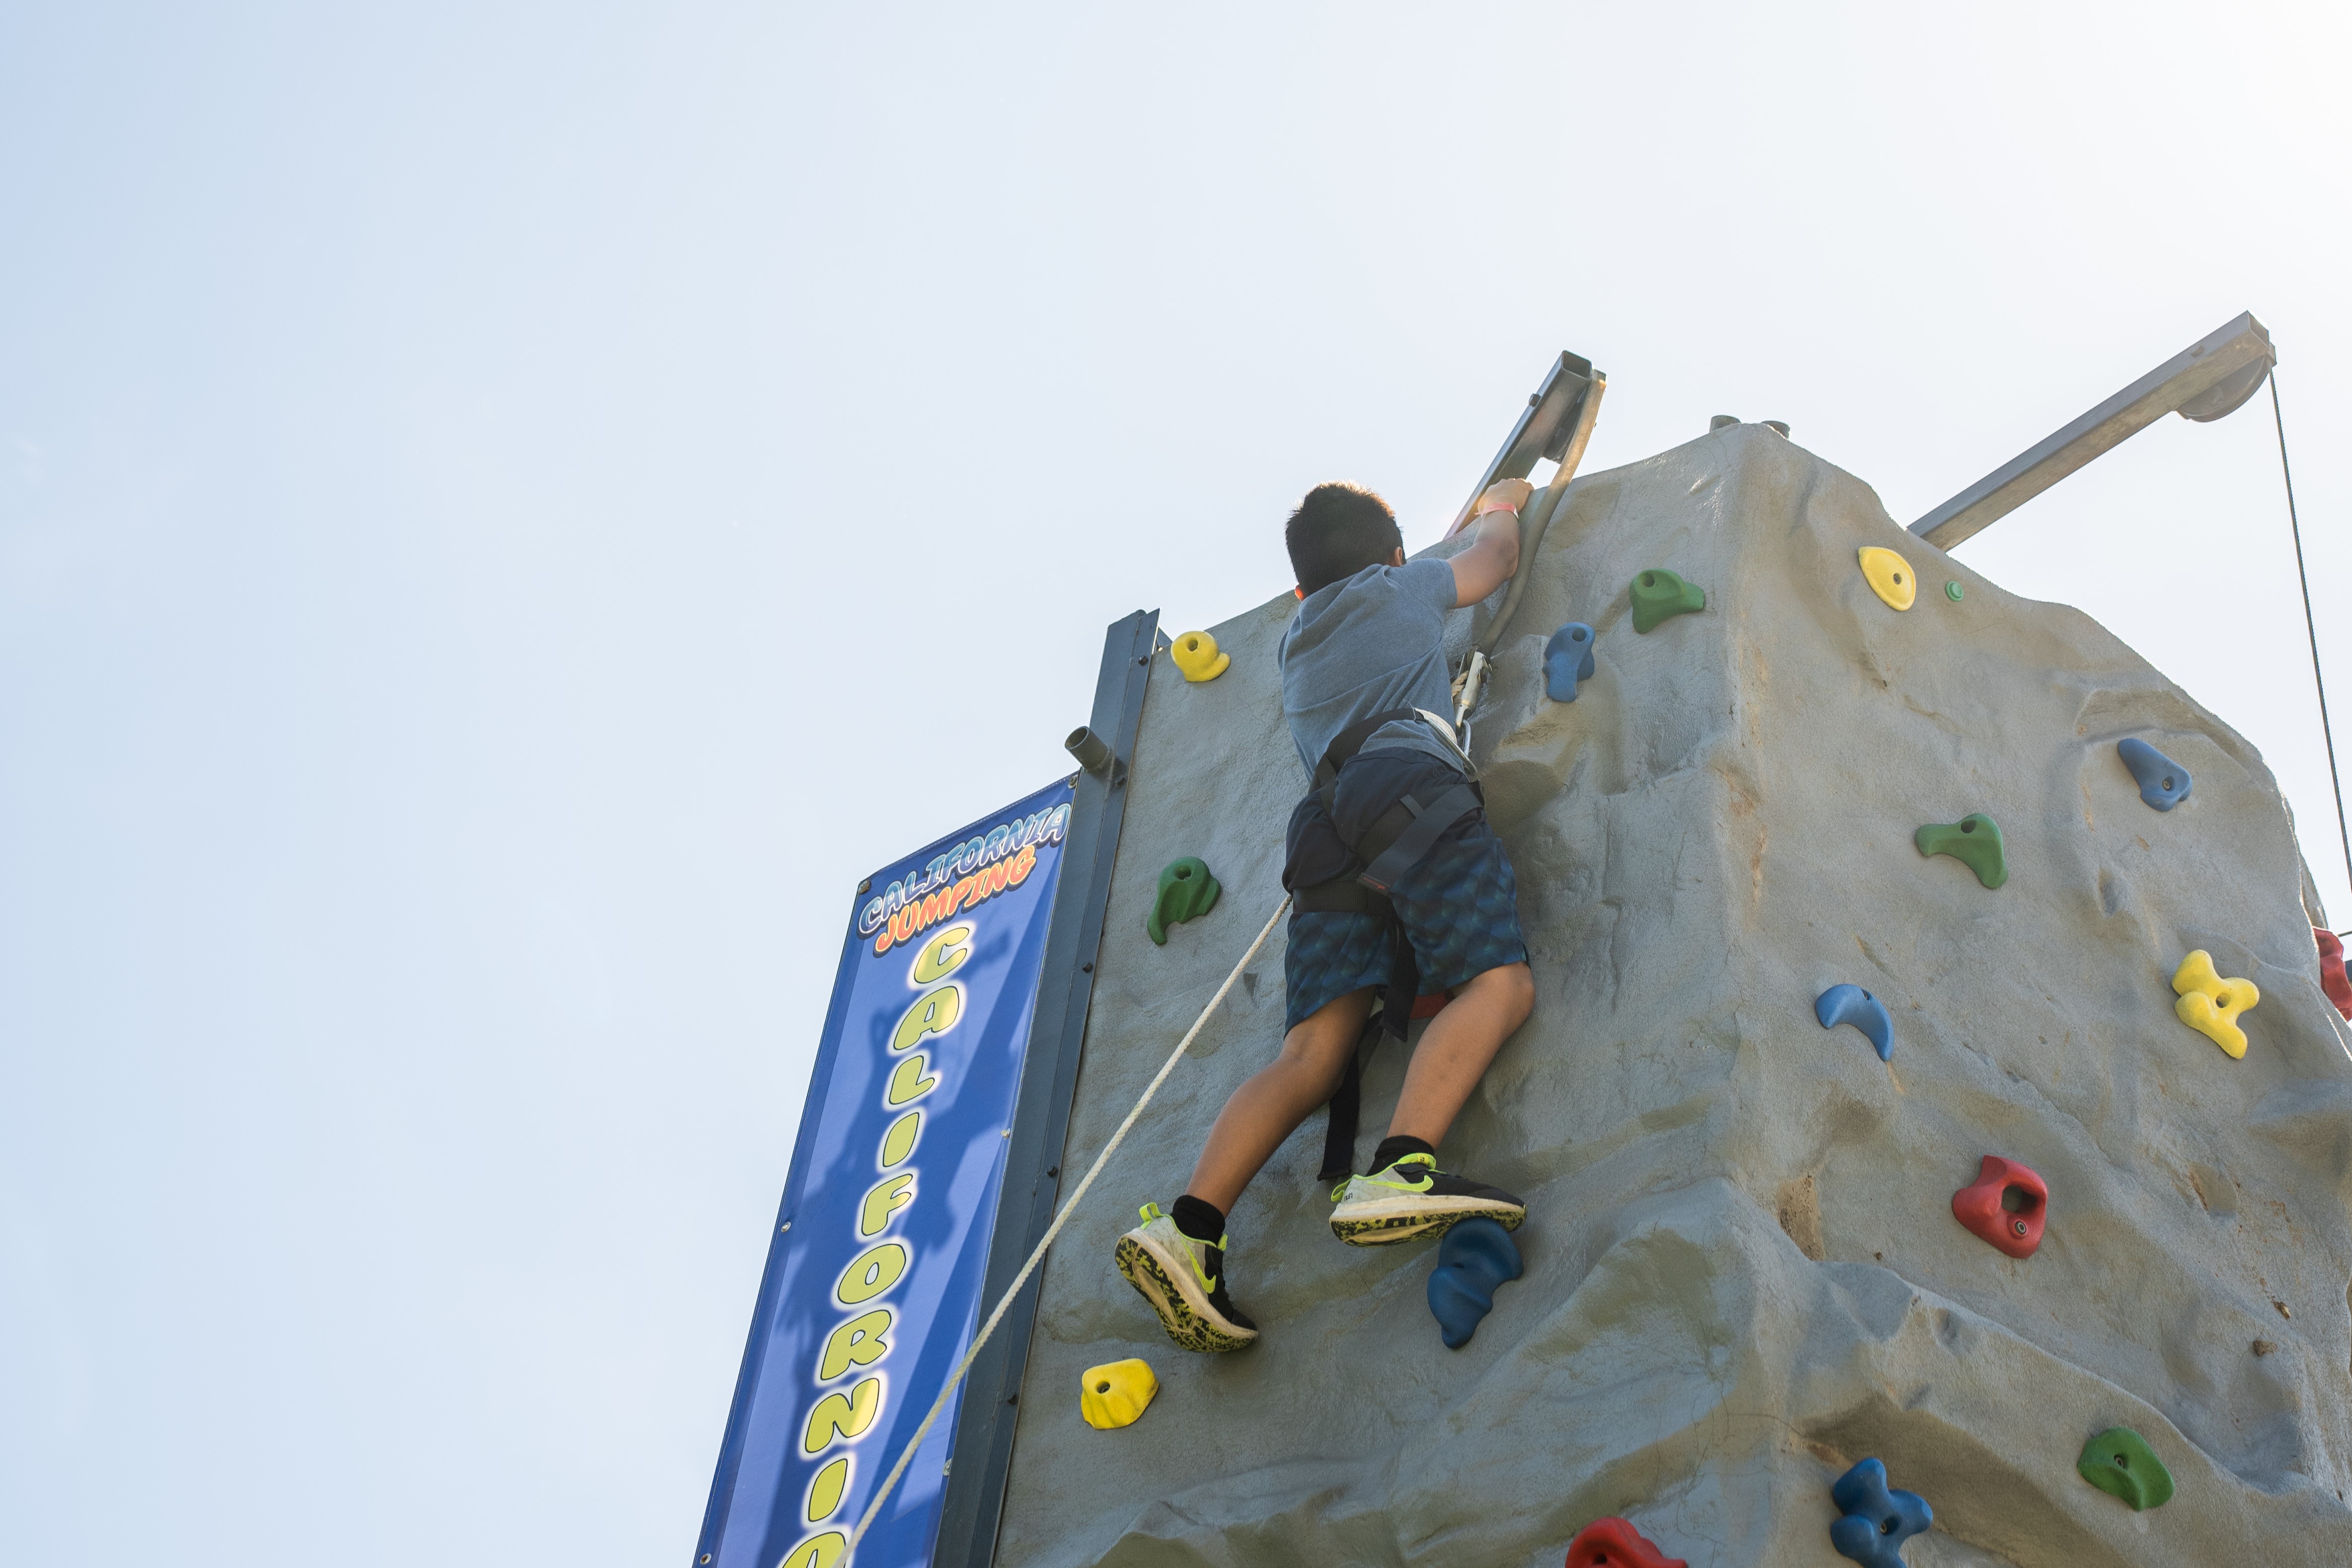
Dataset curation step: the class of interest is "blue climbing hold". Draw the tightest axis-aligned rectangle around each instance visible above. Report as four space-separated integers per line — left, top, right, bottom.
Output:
2116 737 2192 811
1829 1458 1932 1568
1816 984 1894 1062
1544 622 1598 702
1426 1217 1523 1349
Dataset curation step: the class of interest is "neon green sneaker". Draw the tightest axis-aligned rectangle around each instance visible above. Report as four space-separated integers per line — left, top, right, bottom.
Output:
1115 1204 1260 1353
1328 1152 1525 1246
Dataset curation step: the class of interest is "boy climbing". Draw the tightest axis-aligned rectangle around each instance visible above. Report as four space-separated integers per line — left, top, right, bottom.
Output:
1116 478 1538 1352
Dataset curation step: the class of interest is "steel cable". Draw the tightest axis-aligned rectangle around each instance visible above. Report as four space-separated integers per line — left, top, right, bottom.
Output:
2269 373 2352 925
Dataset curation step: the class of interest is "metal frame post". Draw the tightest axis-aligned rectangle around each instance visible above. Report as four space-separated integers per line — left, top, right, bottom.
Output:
929 609 1159 1568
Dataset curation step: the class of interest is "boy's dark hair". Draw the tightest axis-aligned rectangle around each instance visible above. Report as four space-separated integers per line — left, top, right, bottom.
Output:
1285 482 1404 597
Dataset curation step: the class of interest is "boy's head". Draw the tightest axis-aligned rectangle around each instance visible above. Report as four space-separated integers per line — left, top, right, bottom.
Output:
1285 482 1404 598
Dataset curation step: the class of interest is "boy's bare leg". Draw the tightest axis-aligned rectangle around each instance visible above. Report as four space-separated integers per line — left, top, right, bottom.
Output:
1183 988 1373 1214
1386 962 1534 1148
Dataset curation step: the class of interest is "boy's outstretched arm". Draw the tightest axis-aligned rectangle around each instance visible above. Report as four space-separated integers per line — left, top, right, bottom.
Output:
1448 478 1530 607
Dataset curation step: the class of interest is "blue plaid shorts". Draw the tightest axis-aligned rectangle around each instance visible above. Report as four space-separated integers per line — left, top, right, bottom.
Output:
1283 818 1527 1030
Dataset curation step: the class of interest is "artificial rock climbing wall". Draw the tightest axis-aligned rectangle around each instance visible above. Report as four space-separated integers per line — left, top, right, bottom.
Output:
990 424 2352 1567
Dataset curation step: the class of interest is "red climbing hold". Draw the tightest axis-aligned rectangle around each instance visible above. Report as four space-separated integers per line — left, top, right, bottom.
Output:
1565 1517 1686 1568
1951 1155 2048 1259
2318 929 2352 1020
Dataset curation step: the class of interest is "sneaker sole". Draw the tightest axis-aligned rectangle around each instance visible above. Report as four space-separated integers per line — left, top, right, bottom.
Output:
1115 1233 1258 1353
1329 1194 1525 1247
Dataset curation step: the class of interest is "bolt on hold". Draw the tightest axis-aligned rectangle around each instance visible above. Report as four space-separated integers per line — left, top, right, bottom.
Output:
1915 813 2007 888
2116 737 2192 811
2077 1428 2173 1511
1828 1458 1932 1567
1951 1155 2048 1258
2173 949 2259 1059
1858 546 1916 611
1815 984 1894 1062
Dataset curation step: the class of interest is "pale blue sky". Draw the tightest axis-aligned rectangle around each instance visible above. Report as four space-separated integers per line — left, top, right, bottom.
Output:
4 5 2347 1563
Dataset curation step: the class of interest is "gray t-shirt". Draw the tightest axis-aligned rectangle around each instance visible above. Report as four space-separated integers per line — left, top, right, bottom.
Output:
1277 557 1465 781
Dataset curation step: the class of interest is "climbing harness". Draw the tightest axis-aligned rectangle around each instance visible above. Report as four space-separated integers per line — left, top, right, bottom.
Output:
843 894 1291 1562
2269 374 2352 918
1307 708 1481 895
1287 707 1488 1178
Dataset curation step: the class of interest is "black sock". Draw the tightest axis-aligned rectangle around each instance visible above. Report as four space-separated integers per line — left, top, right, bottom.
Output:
1369 1135 1435 1173
1170 1194 1226 1244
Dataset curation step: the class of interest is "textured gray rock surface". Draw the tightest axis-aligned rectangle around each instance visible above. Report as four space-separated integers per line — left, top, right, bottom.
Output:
991 425 2352 1566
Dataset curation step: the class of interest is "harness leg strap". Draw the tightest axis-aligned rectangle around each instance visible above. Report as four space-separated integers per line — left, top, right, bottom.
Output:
1316 1013 1385 1180
1356 782 1483 894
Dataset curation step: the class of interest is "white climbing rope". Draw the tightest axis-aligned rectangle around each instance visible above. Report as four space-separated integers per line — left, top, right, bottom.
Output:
844 892 1293 1561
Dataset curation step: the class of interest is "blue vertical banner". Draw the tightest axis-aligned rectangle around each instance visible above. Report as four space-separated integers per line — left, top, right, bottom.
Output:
697 780 1077 1568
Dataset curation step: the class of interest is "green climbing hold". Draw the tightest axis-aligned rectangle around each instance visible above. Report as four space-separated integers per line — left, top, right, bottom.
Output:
1147 857 1221 944
1630 568 1706 633
1944 580 1964 602
2077 1427 2173 1511
1915 813 2007 888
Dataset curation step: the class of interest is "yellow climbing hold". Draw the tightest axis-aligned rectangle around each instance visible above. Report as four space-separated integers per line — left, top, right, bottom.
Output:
1858 546 1916 611
2173 949 2259 1059
1079 1357 1158 1430
1171 630 1230 683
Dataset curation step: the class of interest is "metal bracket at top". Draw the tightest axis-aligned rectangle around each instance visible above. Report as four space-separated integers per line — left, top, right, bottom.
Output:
1445 351 1607 537
1910 312 2275 552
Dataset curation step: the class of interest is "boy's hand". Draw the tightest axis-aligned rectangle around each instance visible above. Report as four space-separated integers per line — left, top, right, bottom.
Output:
1476 478 1533 516
1450 482 1527 607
